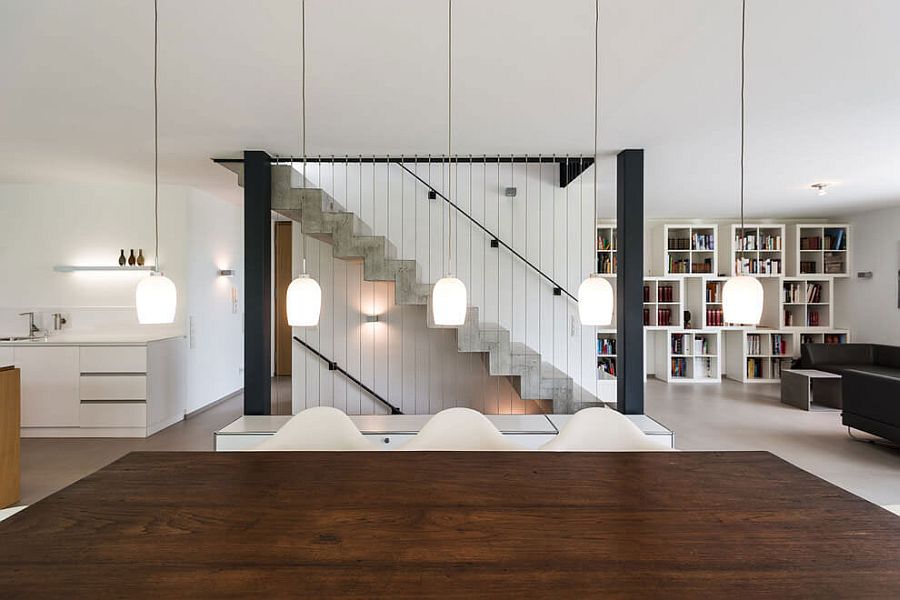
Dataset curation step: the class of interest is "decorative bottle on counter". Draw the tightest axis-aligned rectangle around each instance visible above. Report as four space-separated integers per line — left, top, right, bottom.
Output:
136 249 145 266
128 249 136 266
118 249 127 266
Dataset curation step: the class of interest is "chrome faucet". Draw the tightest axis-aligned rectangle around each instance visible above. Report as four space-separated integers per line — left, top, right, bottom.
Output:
19 312 41 338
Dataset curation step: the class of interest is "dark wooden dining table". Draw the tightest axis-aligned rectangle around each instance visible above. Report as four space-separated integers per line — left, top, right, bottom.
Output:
2 450 900 598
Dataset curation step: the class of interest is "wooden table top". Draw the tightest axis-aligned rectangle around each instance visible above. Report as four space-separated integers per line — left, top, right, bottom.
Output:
2 451 900 598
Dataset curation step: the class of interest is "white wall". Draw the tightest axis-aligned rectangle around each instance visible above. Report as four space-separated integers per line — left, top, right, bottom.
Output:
0 183 187 332
0 183 244 413
184 188 245 412
835 205 900 345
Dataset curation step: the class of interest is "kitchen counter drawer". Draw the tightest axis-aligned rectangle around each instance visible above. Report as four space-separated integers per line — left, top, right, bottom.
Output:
79 347 147 374
79 375 147 401
80 402 147 428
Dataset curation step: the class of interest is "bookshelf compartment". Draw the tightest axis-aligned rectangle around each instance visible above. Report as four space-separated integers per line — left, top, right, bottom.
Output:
780 278 834 329
791 224 850 277
596 331 618 381
660 224 719 276
643 277 683 328
725 330 796 383
730 224 785 277
596 224 618 275
654 330 721 383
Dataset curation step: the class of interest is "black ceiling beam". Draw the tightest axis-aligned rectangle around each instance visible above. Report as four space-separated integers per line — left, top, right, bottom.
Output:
558 157 594 188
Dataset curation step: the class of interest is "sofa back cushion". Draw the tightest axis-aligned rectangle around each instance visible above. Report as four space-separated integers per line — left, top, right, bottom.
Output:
874 345 900 369
800 343 874 367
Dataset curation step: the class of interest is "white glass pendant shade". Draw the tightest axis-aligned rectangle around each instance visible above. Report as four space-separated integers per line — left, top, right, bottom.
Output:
287 273 322 327
432 276 467 326
136 273 177 325
577 273 614 326
722 275 764 325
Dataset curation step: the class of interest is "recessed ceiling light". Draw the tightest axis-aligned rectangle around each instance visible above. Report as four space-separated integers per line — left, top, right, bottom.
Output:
811 183 829 196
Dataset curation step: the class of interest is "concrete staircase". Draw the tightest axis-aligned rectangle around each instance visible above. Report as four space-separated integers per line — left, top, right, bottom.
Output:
224 162 596 413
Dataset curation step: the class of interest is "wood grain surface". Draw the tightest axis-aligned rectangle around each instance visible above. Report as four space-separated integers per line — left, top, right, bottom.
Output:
1 450 899 598
0 367 20 508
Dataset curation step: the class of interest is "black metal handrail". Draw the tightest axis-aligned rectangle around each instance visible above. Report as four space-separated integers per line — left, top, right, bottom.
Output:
293 336 402 415
394 162 578 302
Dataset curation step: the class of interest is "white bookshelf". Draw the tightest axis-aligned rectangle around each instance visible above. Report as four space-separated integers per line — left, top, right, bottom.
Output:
780 277 834 329
596 223 617 275
790 224 850 277
730 224 785 277
654 330 721 383
643 277 683 328
659 224 718 276
725 329 795 383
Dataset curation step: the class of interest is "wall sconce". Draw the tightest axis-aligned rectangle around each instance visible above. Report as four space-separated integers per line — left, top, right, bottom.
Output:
366 315 380 324
218 269 235 277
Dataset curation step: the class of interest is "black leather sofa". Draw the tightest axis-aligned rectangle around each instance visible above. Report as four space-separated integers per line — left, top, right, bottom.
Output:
799 343 900 445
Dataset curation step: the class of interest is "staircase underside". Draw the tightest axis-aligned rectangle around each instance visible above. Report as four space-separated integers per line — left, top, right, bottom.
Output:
223 161 602 413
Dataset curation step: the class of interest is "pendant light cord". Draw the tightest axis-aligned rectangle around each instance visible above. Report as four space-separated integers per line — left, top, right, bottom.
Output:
592 0 599 274
740 0 746 240
300 0 307 273
153 0 160 273
447 0 453 276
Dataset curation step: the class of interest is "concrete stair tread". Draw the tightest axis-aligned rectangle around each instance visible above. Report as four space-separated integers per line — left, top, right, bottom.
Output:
510 342 540 357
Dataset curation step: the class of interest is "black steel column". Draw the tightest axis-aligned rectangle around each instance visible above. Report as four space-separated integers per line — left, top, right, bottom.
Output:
243 150 272 415
616 149 644 414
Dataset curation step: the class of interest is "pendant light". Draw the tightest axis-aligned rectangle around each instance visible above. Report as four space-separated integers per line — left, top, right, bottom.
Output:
722 0 764 325
136 0 177 325
286 0 322 327
431 0 467 327
577 0 614 327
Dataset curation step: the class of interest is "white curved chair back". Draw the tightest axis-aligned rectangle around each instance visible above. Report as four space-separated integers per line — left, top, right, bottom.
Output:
253 406 374 451
401 408 524 451
541 407 671 451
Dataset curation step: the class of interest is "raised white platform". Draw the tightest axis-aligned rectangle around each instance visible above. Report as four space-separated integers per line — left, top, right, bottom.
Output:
214 413 674 451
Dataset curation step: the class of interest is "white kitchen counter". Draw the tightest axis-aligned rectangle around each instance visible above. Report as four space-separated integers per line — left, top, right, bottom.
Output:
9 336 187 438
0 333 184 347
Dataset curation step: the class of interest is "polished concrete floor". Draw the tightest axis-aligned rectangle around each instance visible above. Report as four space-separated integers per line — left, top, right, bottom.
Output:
13 378 900 508
645 379 900 506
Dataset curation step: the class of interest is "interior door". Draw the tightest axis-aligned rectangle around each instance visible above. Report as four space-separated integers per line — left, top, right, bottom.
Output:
274 221 293 376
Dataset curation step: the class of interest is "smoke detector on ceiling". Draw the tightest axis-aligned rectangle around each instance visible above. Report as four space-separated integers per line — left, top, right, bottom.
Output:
811 183 829 196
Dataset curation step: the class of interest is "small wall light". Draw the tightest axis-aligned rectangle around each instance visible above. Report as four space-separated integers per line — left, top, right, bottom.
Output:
218 269 235 277
366 315 380 324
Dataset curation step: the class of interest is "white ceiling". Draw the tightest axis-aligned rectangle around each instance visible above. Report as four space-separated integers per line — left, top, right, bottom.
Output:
2 0 899 217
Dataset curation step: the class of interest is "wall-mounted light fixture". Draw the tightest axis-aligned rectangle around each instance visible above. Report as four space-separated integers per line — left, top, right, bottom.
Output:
218 269 235 277
857 271 873 279
365 315 380 324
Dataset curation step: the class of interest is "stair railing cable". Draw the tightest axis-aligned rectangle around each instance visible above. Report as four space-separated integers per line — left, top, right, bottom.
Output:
293 336 402 414
394 160 577 303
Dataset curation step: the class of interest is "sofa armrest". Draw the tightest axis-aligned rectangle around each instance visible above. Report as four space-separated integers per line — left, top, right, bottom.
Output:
874 345 900 369
841 370 900 429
